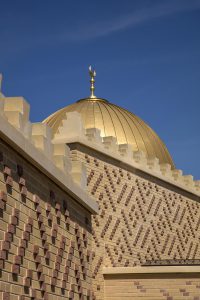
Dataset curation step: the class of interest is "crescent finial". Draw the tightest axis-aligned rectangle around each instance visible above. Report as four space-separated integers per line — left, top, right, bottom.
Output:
89 66 96 98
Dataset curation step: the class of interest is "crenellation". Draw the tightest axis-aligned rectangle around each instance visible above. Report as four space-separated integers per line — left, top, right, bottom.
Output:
0 97 98 216
160 163 172 177
31 123 53 159
53 143 71 173
118 143 133 159
85 128 102 144
172 169 183 182
3 97 30 134
0 82 200 299
195 180 200 191
147 157 161 174
183 174 194 188
55 120 200 197
54 111 85 141
102 136 117 152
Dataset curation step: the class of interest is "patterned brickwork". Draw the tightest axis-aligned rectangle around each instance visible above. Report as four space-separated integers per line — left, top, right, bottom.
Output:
70 146 200 300
0 139 93 300
104 275 200 300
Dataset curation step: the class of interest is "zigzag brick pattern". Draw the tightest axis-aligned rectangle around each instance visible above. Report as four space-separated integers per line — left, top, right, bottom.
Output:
0 139 92 300
104 277 200 300
71 148 200 300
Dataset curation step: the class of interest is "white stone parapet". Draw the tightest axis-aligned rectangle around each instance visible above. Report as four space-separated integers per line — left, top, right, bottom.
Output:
52 111 200 197
160 163 172 177
4 97 30 133
1 96 199 199
0 97 98 214
53 143 72 173
118 144 133 159
85 128 102 143
103 136 118 151
32 123 53 158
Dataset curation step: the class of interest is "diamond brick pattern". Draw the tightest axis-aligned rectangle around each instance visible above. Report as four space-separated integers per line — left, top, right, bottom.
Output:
70 149 200 300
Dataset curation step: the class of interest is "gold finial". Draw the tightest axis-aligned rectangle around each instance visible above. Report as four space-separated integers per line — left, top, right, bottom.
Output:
89 65 96 98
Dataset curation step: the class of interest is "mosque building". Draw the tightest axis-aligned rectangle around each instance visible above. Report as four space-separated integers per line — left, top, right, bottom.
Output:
0 68 199 300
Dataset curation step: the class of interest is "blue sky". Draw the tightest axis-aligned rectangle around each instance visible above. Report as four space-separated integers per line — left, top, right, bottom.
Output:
0 0 200 178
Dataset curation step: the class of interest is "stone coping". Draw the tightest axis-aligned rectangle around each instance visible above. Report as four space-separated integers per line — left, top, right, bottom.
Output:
52 111 200 198
0 108 98 214
60 136 200 200
1 95 199 214
102 266 200 274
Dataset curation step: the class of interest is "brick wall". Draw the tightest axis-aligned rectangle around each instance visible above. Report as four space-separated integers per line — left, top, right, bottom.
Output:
104 273 200 300
70 144 200 300
0 138 93 300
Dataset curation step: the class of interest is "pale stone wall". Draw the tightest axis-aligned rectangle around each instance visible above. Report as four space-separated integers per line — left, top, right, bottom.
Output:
69 144 200 300
0 138 93 300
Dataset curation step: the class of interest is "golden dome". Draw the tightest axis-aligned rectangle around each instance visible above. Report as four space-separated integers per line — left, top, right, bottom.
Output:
43 97 175 168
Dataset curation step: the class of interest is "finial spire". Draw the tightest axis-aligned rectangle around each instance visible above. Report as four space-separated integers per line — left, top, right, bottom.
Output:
89 65 96 98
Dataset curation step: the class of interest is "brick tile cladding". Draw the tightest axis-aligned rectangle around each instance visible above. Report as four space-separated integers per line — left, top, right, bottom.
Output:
70 144 200 300
104 275 200 300
0 138 93 300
